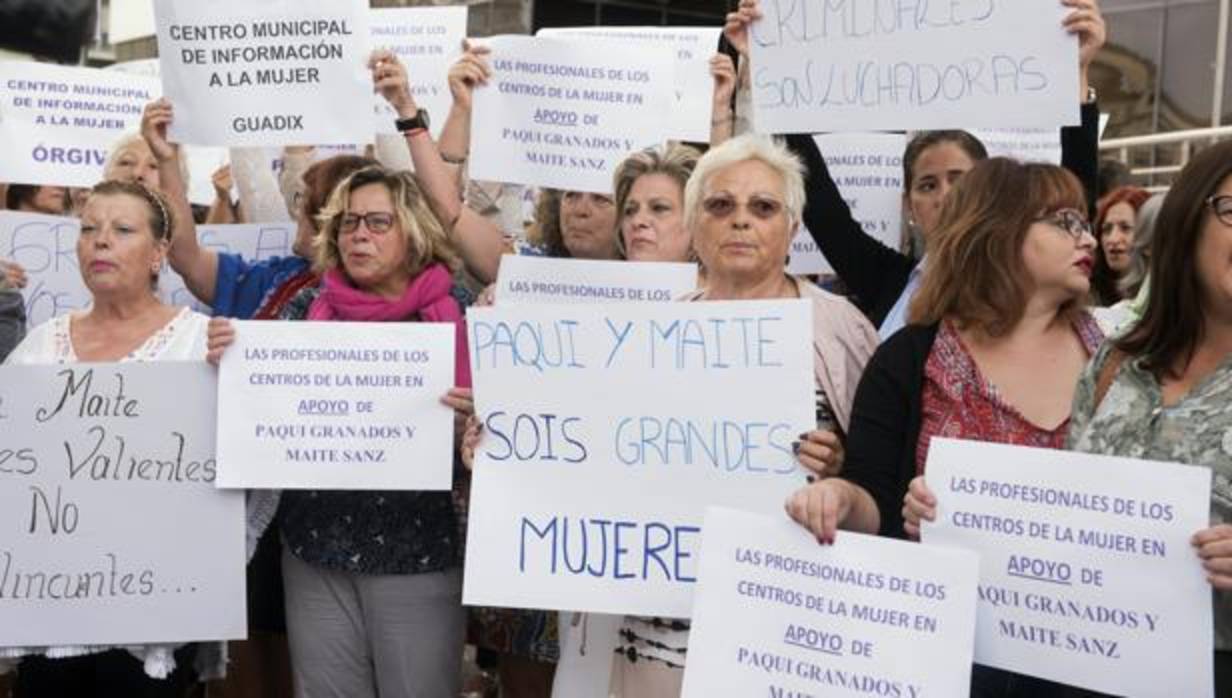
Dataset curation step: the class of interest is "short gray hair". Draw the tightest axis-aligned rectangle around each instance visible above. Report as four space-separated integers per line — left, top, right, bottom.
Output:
1120 192 1166 297
684 133 806 235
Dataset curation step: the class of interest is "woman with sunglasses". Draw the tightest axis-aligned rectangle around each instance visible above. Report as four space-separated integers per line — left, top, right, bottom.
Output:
1068 141 1232 693
786 158 1102 698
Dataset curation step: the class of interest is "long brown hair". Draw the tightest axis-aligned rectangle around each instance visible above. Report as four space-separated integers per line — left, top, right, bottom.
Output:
908 158 1087 337
1117 141 1232 377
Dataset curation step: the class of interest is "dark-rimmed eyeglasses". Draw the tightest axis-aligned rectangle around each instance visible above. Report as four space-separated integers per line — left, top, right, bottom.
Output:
1208 195 1232 227
1040 208 1092 241
340 212 395 234
701 195 784 220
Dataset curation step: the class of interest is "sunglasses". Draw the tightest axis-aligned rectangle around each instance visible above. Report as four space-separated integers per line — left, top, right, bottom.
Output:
701 195 784 220
340 212 395 234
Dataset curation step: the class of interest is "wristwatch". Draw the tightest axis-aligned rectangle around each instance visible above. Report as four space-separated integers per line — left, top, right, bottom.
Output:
395 108 430 133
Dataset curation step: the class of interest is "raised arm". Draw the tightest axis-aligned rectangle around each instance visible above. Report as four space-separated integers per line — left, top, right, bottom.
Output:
1061 0 1107 217
142 99 219 306
204 163 238 224
370 48 503 284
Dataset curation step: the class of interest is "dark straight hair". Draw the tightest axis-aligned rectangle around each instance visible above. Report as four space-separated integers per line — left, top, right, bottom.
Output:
902 130 989 192
1117 140 1232 377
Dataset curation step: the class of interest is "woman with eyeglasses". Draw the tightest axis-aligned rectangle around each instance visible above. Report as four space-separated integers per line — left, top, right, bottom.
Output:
206 164 473 697
1068 141 1232 693
786 158 1102 698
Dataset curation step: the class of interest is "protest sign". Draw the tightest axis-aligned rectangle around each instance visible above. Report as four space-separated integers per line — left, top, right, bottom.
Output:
469 35 674 194
787 133 906 276
0 62 159 187
537 27 722 143
969 128 1062 164
153 0 372 147
495 256 697 305
216 321 456 491
682 507 978 698
0 363 246 648
109 0 157 44
749 3 1080 133
923 438 1213 697
0 212 296 325
370 7 466 136
463 300 815 617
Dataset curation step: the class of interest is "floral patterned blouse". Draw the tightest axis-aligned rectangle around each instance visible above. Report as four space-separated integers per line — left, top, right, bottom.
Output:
917 315 1104 474
1068 342 1232 651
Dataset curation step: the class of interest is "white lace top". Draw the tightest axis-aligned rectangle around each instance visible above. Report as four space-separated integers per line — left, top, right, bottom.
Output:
0 307 234 680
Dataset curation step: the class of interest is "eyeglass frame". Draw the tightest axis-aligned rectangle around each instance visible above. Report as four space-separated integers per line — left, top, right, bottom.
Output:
339 211 397 235
1038 207 1093 241
1207 195 1232 227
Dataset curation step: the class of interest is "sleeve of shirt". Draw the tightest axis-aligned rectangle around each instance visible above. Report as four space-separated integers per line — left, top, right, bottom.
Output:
841 330 922 538
0 290 26 363
212 252 289 319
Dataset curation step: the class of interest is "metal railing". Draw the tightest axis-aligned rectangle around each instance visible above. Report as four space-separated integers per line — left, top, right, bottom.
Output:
1100 125 1232 188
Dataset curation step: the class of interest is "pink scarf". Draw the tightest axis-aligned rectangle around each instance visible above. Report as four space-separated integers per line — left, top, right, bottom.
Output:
307 265 471 387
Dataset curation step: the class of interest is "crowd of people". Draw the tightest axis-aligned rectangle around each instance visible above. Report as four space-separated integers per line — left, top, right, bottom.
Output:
1 0 1230 696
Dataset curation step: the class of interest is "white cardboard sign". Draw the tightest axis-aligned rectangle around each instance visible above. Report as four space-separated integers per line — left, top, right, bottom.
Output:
370 7 467 136
682 507 979 698
749 4 1080 133
0 62 160 187
0 363 246 648
495 256 698 305
469 35 674 194
463 300 815 618
923 438 1213 698
969 128 1062 164
154 0 373 146
788 133 906 276
216 320 456 491
537 27 722 143
0 213 295 326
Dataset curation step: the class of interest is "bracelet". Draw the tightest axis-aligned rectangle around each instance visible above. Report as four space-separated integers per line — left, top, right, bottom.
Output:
440 151 468 165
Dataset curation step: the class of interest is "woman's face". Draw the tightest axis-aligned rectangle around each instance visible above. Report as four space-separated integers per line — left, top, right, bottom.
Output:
906 141 976 240
560 191 619 260
338 182 410 298
692 159 792 287
1100 201 1137 274
106 141 161 191
77 193 166 298
1195 176 1232 323
26 186 67 215
1021 208 1097 303
622 173 690 263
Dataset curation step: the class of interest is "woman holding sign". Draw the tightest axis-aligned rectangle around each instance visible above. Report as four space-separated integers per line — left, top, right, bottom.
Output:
2 179 211 694
785 158 1103 697
1068 141 1232 693
207 164 473 698
722 0 1106 337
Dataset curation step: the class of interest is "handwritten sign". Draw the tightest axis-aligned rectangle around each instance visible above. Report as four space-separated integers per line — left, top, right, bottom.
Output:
216 320 455 491
0 363 245 648
788 133 906 276
749 3 1080 133
923 438 1213 697
469 35 674 194
969 128 1062 164
0 212 296 326
370 7 466 136
153 0 373 146
495 256 697 305
537 27 722 143
0 62 159 187
682 507 978 698
463 300 815 617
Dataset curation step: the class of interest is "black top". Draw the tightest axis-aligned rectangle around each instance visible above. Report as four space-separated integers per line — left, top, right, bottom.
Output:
0 290 25 363
839 323 940 539
786 102 1102 327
